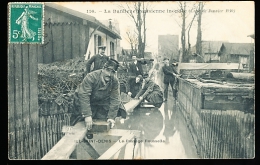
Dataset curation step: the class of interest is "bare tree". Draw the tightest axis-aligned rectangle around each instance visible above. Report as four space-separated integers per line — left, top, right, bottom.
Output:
187 3 200 56
196 2 205 58
125 28 138 56
176 2 204 62
179 2 186 62
119 2 150 58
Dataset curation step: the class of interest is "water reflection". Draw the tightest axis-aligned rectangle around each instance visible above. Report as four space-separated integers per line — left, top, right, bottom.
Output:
163 101 176 144
116 107 164 144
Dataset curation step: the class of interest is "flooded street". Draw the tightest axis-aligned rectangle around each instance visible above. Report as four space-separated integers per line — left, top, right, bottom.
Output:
137 72 198 159
141 95 198 159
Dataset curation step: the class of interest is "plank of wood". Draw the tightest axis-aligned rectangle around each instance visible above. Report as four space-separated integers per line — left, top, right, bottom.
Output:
98 132 135 159
178 63 240 70
14 44 23 159
22 45 30 120
72 23 80 58
8 44 16 159
79 24 86 57
52 24 64 62
37 44 44 63
43 23 53 63
63 24 72 60
124 99 142 113
41 121 87 160
29 44 38 124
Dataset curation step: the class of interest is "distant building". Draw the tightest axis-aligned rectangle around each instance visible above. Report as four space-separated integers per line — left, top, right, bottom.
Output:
201 41 228 62
218 43 254 70
158 35 179 63
247 34 255 72
191 41 228 63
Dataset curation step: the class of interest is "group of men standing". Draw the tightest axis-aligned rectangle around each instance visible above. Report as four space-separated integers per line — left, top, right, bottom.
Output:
71 45 180 134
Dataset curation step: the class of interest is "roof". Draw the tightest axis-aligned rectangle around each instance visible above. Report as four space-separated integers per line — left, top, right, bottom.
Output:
201 41 228 54
247 34 255 39
220 43 254 55
45 3 121 39
191 41 228 55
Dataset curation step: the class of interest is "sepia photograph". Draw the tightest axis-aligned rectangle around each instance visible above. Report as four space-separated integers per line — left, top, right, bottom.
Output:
8 1 254 160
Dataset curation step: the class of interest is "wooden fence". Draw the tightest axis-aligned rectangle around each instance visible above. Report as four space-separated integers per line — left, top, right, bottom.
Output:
37 98 72 157
177 78 255 158
8 44 39 159
39 113 71 158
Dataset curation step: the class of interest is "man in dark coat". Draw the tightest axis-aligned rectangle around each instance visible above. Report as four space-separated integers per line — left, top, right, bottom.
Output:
72 59 123 130
135 75 163 108
162 58 180 101
128 55 144 77
125 75 143 98
85 46 109 74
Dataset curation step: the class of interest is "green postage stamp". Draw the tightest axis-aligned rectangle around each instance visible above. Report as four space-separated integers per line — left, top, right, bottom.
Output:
8 2 44 44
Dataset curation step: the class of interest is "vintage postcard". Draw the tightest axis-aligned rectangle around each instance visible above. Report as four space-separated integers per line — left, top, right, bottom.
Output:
8 1 254 160
8 2 44 44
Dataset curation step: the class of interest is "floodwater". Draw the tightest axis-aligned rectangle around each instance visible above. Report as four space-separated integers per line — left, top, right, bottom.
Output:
76 70 199 159
121 73 199 159
139 71 198 159
140 96 198 159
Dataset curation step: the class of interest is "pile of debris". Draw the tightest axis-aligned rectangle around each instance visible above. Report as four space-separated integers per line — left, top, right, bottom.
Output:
38 57 86 108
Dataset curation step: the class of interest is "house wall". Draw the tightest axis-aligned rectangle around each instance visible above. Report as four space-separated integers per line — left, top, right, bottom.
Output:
38 7 90 63
204 53 220 62
88 27 118 60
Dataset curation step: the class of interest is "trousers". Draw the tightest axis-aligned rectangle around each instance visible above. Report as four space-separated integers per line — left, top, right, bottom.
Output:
164 80 177 99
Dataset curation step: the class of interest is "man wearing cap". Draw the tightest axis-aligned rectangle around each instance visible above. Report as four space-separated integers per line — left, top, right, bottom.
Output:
72 59 123 130
85 46 109 74
162 58 180 101
125 75 143 98
128 55 144 77
135 75 164 109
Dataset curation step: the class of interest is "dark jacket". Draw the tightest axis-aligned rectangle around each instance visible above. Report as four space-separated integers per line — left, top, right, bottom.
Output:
128 61 143 76
74 70 120 119
125 76 142 98
135 79 163 107
86 54 109 73
162 65 178 84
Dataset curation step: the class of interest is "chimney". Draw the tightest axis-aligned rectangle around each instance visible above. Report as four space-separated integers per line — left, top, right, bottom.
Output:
109 19 112 30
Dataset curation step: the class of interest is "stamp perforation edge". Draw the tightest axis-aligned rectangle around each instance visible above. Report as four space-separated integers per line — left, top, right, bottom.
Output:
8 2 44 44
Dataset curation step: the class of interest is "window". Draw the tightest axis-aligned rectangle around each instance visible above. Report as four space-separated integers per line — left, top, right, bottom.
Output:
110 41 115 59
94 35 102 54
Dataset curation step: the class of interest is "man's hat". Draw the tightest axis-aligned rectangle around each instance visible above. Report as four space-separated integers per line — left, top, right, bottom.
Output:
98 46 106 49
104 58 120 72
163 57 169 61
143 73 149 79
172 63 178 66
172 59 178 66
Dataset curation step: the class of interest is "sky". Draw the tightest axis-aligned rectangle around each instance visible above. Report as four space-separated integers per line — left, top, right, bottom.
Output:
55 1 254 54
